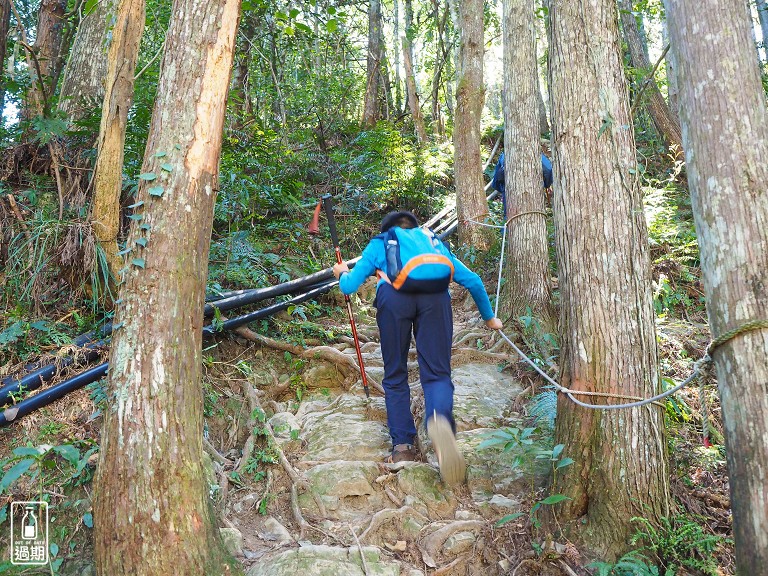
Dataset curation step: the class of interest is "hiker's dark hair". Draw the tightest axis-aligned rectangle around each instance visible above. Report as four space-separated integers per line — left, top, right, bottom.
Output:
380 211 419 232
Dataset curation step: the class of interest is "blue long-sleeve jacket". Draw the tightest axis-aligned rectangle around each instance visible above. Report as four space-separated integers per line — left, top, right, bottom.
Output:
338 229 495 321
492 152 553 194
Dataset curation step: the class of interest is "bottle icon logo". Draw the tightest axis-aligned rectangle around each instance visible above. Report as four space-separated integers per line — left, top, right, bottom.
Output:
10 501 49 565
22 506 38 540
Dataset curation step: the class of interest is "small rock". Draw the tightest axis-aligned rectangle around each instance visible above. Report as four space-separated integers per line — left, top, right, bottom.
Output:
233 493 259 514
261 517 294 544
455 510 483 521
220 527 244 557
443 530 476 555
385 540 407 552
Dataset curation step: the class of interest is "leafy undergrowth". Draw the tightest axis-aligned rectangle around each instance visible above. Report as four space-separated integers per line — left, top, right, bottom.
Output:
0 283 736 575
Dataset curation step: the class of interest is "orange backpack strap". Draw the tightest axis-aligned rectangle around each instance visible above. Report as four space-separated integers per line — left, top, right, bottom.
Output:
391 254 454 290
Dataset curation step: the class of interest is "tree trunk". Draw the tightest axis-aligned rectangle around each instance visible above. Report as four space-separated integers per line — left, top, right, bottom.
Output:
430 0 449 136
535 4 550 136
663 0 768 571
661 17 679 124
501 0 553 330
379 40 393 120
59 0 116 123
455 0 491 249
393 0 402 113
24 0 68 117
535 70 549 136
548 0 670 560
90 0 146 286
757 0 768 60
0 0 10 115
402 37 428 143
362 0 382 128
619 0 682 153
92 0 244 572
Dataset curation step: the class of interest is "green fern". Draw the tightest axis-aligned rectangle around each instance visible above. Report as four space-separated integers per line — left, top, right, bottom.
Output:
589 550 661 576
631 515 729 576
528 386 557 430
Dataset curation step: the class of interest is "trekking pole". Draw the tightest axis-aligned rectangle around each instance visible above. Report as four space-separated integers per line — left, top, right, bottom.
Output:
322 194 370 398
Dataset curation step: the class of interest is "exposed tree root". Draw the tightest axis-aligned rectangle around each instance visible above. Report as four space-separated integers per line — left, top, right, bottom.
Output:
419 519 485 562
348 525 370 576
453 331 486 347
291 483 310 540
233 325 385 396
359 506 429 543
240 378 328 518
204 436 234 467
434 555 468 576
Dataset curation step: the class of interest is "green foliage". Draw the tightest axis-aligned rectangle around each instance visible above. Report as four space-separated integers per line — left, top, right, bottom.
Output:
487 437 574 529
334 124 452 215
630 515 730 576
589 550 662 576
0 317 73 364
284 351 307 401
527 387 557 430
0 441 98 499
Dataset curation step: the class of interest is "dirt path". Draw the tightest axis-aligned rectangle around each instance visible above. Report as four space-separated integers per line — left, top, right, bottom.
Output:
215 300 548 576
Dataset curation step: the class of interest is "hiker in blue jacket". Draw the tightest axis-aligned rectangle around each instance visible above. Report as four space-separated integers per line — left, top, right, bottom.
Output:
333 211 502 485
492 152 553 217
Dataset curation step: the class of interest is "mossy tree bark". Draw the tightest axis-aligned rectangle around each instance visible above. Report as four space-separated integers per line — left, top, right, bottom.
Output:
500 0 553 331
90 0 145 288
23 0 67 118
455 0 491 250
0 0 11 114
547 0 670 560
58 0 116 123
362 0 382 128
664 0 768 571
92 0 244 572
618 0 682 154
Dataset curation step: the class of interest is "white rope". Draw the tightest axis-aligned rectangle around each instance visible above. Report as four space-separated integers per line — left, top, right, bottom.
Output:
496 328 704 410
494 224 507 318
460 206 710 410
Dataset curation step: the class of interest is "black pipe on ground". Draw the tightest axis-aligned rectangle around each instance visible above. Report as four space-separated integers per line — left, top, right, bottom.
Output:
202 280 337 335
0 270 351 405
0 323 113 390
0 280 339 427
203 260 357 317
0 363 109 427
0 341 108 408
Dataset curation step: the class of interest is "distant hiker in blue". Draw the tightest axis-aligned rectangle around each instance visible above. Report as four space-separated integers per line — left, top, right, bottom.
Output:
492 152 553 217
333 211 502 486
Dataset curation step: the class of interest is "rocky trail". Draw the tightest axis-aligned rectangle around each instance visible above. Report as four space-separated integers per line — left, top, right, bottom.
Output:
206 291 558 576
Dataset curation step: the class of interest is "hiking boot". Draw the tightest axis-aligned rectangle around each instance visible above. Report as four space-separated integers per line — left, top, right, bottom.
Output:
386 443 419 464
427 413 466 486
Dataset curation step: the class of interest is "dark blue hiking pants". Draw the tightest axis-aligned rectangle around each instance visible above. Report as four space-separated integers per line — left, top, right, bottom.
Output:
375 282 455 447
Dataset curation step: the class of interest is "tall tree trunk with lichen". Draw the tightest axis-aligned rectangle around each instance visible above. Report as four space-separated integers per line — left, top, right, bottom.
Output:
664 0 768 572
501 0 553 331
24 0 67 119
547 0 670 560
401 0 426 141
92 0 244 572
0 0 11 115
362 0 382 128
89 0 145 289
619 0 682 153
58 0 116 123
455 0 491 249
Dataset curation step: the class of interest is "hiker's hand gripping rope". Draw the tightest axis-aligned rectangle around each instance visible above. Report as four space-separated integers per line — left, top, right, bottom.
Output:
322 194 370 398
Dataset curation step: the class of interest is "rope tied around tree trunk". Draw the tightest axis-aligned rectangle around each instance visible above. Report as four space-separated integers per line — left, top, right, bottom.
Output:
497 319 768 411
695 318 768 446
